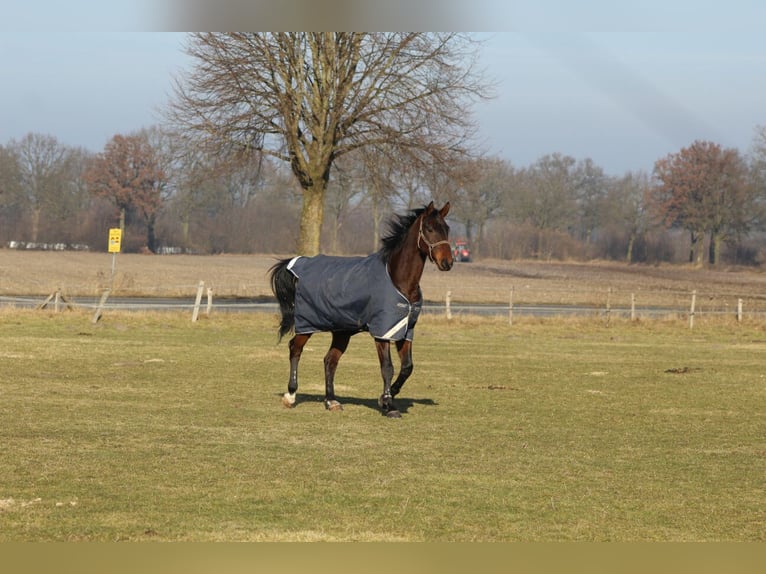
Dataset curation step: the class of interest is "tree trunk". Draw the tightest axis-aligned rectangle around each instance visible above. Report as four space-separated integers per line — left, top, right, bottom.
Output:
688 237 695 264
689 230 703 265
626 234 635 264
476 220 486 259
147 214 157 254
372 201 380 253
181 218 190 246
709 230 721 265
31 207 41 243
298 187 325 256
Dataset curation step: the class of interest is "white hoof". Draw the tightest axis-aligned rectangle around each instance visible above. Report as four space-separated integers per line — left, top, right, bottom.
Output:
282 392 296 408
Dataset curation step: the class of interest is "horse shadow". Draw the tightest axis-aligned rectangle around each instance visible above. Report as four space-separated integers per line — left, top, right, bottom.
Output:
276 392 437 415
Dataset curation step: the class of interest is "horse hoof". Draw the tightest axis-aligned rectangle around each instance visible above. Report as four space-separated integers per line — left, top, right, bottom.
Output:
385 410 402 419
282 393 296 408
325 400 343 412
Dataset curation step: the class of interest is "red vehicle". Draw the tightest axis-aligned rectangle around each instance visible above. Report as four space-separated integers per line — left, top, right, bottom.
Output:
452 240 471 262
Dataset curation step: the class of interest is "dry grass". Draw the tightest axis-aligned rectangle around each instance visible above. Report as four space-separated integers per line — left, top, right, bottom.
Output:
2 250 765 311
0 250 277 298
0 309 764 541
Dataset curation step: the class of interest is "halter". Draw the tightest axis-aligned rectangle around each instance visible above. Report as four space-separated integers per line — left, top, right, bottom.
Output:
417 216 451 263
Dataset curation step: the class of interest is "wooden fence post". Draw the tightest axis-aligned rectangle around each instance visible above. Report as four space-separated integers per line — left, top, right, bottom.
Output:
689 289 697 329
509 287 514 326
206 287 213 316
92 289 111 324
37 289 73 312
192 280 205 322
445 290 452 320
630 293 636 322
37 292 55 310
737 298 743 323
605 287 612 326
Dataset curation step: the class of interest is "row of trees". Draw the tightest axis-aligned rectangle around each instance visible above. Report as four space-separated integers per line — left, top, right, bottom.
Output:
2 127 765 265
2 33 765 265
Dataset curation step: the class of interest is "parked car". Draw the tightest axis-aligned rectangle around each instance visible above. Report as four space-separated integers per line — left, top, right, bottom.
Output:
452 240 471 262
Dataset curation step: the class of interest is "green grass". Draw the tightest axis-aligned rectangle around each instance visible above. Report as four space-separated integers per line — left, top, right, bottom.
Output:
0 309 764 541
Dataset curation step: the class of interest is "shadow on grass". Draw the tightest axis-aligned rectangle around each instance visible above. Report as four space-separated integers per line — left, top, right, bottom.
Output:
275 392 437 414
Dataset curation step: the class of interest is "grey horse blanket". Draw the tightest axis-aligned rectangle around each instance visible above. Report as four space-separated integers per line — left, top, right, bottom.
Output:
286 254 422 341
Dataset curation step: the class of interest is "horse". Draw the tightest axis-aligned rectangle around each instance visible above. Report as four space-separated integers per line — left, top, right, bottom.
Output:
269 201 453 417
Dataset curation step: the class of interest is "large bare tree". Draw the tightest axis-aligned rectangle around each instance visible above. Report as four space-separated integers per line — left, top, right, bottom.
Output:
166 32 489 255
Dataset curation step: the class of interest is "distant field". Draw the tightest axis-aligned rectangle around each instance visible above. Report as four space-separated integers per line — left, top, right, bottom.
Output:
2 250 765 312
1 309 764 541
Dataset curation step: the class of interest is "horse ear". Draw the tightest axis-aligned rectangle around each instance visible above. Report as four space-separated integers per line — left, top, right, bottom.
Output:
439 202 450 217
425 201 435 214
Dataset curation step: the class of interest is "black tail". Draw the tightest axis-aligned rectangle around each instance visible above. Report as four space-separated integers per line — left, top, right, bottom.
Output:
269 258 297 342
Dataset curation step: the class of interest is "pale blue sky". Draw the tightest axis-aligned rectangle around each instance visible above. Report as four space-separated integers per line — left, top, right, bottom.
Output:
2 2 765 175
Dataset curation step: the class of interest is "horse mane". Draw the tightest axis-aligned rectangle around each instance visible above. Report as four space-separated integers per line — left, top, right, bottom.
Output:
378 206 427 263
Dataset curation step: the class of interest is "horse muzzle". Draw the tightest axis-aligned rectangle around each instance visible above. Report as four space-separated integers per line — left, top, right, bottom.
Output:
435 255 454 271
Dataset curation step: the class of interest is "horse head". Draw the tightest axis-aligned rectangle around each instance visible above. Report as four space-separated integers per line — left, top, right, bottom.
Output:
418 201 453 271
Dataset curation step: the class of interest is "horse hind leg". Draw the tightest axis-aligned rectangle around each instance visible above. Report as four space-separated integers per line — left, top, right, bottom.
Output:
283 333 311 408
323 331 351 411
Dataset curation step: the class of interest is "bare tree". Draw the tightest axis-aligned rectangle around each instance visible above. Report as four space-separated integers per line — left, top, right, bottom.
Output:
448 156 509 258
0 144 23 241
9 133 82 243
167 33 490 255
748 125 766 232
603 171 652 263
0 144 21 206
325 154 365 253
573 158 608 244
509 153 580 259
359 146 401 251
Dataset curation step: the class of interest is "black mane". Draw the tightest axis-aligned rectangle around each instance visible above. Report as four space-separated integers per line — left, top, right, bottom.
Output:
378 206 427 263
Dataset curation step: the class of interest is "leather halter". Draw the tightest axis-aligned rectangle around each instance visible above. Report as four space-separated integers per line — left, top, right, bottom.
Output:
417 216 450 263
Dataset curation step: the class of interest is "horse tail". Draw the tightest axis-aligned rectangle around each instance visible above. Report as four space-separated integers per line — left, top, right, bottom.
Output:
269 258 297 342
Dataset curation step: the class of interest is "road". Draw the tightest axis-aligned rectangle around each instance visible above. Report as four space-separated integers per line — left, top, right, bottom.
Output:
0 294 672 319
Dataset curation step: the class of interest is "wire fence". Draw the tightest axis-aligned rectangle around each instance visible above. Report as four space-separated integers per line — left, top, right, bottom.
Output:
2 280 765 328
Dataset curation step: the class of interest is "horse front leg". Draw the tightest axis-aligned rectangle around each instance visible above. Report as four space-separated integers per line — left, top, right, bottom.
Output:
323 331 351 411
390 339 413 398
282 333 311 408
375 339 401 418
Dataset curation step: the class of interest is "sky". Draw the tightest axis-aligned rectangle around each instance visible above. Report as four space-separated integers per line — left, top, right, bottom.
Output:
2 1 765 176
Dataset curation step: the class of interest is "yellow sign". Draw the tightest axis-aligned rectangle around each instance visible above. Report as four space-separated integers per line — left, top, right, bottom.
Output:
108 228 122 253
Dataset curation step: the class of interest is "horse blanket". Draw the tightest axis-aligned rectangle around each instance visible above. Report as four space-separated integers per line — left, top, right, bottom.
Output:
286 254 422 341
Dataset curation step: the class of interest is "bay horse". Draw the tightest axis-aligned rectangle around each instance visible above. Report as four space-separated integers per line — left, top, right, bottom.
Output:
269 201 453 417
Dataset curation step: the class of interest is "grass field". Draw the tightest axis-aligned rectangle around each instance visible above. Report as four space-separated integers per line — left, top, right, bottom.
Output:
1 308 764 541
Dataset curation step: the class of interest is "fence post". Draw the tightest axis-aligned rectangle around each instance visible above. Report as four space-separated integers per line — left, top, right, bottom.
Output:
445 290 452 320
509 286 514 326
630 293 636 322
192 280 205 322
737 298 743 323
605 287 612 326
206 287 213 316
92 289 111 324
689 289 697 329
